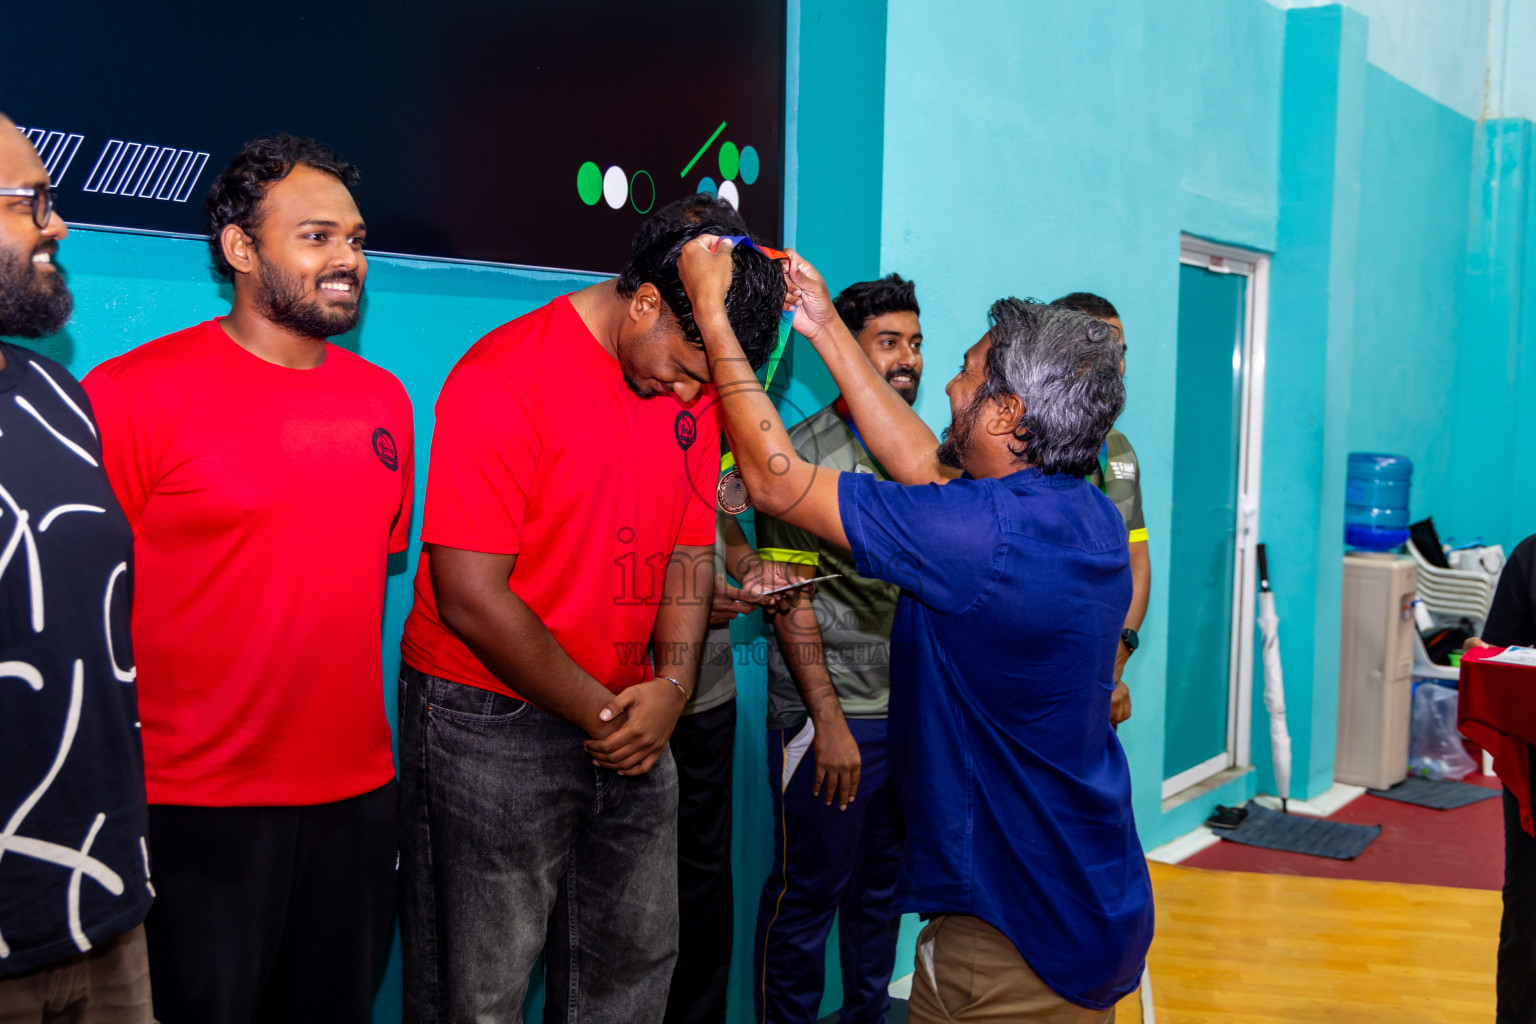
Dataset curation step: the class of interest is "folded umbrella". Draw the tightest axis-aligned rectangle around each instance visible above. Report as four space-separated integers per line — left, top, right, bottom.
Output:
1256 544 1293 812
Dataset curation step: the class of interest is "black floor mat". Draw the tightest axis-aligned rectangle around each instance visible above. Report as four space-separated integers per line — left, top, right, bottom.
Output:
1216 803 1380 860
1368 775 1502 810
820 998 908 1023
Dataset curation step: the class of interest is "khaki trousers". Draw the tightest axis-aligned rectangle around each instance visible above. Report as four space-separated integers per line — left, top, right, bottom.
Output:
0 925 152 1024
907 915 1118 1023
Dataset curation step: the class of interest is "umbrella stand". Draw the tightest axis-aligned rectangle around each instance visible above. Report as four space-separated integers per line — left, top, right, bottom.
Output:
1257 544 1293 814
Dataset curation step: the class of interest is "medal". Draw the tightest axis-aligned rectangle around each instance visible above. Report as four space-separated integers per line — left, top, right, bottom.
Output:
717 464 751 515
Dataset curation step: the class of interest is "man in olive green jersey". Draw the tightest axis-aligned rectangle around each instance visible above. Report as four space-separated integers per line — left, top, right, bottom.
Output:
1054 291 1149 727
754 274 923 1023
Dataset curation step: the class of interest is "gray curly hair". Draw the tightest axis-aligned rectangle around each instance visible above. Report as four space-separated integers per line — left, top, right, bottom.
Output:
977 298 1126 476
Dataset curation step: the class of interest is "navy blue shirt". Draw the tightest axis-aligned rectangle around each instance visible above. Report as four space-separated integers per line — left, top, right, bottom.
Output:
0 343 152 975
839 467 1153 1010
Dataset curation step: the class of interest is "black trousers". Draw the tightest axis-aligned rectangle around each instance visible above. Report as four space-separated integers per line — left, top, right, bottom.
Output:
1502 745 1536 1023
665 699 737 1024
144 781 398 1024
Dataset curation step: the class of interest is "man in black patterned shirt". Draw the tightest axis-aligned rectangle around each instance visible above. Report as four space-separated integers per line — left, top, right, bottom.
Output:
0 112 154 1021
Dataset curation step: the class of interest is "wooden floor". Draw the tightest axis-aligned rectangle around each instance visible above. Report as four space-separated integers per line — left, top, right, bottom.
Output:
1114 862 1500 1023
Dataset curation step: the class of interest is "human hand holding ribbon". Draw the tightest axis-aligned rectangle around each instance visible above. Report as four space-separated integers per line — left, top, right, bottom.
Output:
713 235 798 390
705 235 800 512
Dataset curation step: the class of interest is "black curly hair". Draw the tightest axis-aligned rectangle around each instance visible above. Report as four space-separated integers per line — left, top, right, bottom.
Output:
203 135 359 280
834 274 920 336
616 211 784 371
629 193 747 258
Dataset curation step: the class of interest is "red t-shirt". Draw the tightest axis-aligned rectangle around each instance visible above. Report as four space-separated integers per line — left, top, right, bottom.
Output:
83 320 414 807
400 294 718 699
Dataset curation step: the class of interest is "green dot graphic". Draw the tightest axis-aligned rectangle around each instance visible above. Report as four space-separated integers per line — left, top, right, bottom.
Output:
577 161 602 205
718 141 740 182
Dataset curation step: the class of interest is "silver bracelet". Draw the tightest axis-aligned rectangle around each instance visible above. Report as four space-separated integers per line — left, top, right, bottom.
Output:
659 675 691 702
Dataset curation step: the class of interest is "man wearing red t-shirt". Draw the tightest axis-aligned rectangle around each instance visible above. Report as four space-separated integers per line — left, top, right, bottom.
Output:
84 137 412 1024
396 211 784 1022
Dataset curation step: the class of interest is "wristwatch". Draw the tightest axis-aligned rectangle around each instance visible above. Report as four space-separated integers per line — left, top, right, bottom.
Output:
1121 628 1139 654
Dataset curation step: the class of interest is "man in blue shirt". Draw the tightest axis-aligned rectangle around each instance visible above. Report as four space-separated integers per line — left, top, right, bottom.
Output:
661 238 1154 1020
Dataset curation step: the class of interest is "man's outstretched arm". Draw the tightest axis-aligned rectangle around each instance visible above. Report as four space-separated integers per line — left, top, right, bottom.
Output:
780 251 955 485
679 237 848 550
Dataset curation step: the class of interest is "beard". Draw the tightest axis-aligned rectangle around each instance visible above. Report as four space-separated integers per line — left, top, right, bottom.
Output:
253 253 361 339
935 391 984 470
0 238 72 339
885 364 920 405
622 371 659 399
619 316 674 399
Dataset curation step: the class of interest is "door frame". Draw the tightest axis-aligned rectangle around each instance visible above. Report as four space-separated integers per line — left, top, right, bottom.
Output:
1162 234 1270 801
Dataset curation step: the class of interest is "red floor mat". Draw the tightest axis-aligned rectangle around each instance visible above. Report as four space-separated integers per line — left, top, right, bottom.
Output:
1182 773 1506 890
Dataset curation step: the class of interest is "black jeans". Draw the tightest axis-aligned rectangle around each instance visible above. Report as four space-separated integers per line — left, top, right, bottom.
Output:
665 699 736 1024
1501 744 1536 1023
398 666 679 1024
143 783 398 1024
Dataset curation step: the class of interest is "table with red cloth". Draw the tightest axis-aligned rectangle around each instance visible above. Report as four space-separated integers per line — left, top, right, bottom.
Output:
1459 645 1536 836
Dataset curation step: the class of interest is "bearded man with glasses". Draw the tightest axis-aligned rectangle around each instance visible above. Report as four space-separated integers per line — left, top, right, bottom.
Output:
0 110 155 1024
82 136 414 1024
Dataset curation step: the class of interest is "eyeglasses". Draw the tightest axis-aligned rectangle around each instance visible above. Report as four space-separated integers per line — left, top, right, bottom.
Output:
0 186 57 229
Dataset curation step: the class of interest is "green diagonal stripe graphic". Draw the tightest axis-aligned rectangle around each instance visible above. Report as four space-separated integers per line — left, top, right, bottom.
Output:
681 121 727 178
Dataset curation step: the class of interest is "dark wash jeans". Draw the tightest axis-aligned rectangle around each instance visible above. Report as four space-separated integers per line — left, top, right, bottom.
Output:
398 666 680 1024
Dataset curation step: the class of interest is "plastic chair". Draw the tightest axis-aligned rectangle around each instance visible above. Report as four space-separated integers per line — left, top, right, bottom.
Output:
1412 629 1459 682
1409 543 1493 626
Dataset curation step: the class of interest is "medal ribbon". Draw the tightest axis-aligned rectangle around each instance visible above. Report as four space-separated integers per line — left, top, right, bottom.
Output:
844 417 894 481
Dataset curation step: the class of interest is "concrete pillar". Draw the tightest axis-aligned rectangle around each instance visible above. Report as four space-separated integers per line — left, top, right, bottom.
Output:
1255 4 1366 801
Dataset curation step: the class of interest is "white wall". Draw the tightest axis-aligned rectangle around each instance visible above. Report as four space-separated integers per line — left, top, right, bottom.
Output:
1264 0 1536 120
1487 0 1536 118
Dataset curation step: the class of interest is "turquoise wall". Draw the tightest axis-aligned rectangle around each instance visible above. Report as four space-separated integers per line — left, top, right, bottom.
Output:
1450 117 1536 551
776 0 888 419
1348 67 1473 537
1258 4 1366 802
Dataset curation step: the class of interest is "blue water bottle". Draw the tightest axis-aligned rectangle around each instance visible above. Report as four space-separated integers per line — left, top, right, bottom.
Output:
1344 452 1412 552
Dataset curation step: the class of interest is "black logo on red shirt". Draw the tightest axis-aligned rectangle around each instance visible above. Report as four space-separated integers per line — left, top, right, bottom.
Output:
371 427 399 471
674 411 697 452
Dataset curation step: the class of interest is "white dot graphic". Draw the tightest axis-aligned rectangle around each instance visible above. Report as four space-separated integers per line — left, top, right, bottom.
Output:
718 179 740 211
603 165 628 209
